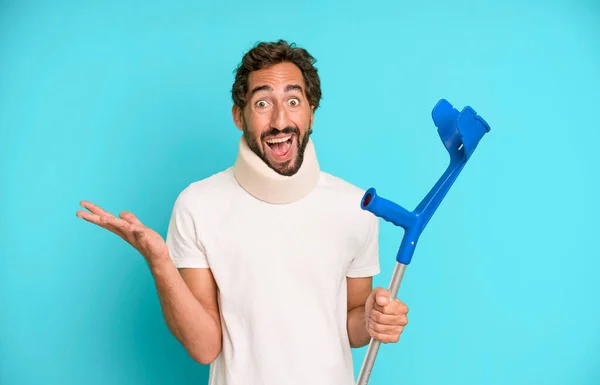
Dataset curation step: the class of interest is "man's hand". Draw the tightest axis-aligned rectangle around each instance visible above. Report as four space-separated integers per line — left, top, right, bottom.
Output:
76 200 170 267
365 287 409 344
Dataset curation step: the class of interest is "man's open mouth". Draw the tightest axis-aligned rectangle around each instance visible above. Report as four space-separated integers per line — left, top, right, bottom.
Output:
265 135 294 158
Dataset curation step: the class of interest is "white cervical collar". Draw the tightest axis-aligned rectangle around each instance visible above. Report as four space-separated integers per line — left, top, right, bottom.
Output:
232 135 321 204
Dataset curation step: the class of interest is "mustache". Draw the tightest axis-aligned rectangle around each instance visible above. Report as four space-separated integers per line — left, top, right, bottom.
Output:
261 126 300 140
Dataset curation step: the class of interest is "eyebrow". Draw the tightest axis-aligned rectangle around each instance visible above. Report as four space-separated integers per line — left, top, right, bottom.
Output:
285 84 303 93
249 84 304 97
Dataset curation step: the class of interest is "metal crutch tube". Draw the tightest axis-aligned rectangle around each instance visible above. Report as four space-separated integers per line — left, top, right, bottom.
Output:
356 262 407 385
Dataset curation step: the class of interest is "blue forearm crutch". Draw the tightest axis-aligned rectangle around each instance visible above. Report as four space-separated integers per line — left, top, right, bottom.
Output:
356 99 491 385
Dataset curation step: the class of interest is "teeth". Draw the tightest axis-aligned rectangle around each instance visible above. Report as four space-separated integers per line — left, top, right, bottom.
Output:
266 135 291 144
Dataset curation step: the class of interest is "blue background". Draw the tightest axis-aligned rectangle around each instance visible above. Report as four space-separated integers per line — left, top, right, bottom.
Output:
1 0 599 384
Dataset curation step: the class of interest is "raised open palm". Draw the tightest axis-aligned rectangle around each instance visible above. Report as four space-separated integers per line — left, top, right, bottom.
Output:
76 201 170 266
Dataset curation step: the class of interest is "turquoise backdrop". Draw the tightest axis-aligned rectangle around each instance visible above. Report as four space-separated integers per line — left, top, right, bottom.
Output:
1 0 599 384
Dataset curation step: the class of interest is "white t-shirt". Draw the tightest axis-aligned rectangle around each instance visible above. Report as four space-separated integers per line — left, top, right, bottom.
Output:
166 167 380 385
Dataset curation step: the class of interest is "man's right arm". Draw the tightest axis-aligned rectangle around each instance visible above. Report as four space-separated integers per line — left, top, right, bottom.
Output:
75 200 222 364
150 260 222 365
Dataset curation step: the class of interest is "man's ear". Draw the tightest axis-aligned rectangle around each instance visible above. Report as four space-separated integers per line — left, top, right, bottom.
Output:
232 105 244 131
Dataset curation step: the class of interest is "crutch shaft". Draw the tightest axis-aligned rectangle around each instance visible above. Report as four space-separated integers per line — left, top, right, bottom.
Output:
356 262 407 385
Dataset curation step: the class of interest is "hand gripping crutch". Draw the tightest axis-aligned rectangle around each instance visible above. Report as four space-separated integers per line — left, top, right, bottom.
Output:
356 99 491 385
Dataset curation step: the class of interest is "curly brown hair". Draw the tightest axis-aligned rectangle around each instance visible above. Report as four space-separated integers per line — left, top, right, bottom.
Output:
231 40 322 112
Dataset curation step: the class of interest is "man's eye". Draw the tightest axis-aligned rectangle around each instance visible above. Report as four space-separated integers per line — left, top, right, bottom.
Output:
256 100 268 108
289 98 300 106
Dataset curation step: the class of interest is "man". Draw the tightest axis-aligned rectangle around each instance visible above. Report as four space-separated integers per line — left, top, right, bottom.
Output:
76 40 409 385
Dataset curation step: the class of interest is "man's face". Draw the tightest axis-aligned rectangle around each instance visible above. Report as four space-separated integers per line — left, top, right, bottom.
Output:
233 62 314 176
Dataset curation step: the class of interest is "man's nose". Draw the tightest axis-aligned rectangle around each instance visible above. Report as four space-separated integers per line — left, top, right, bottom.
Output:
270 103 291 130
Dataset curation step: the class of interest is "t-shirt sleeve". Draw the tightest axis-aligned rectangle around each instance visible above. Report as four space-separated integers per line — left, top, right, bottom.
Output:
346 214 380 278
165 193 209 269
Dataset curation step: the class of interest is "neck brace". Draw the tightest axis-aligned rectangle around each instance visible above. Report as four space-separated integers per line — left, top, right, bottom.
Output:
232 135 321 204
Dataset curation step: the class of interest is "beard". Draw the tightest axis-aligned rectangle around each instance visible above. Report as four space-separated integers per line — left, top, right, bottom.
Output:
243 120 312 177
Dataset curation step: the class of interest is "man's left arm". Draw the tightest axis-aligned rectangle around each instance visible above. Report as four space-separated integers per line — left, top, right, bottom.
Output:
346 276 409 348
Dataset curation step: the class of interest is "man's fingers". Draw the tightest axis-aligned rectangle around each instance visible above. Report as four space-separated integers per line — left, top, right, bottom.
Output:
119 211 143 226
368 322 402 344
370 308 407 326
100 214 134 232
77 209 132 236
369 320 402 335
79 201 114 217
118 213 151 244
77 203 145 232
76 210 104 226
374 299 409 315
372 287 390 306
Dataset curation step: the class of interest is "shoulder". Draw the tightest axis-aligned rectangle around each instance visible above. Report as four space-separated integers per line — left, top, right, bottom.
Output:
172 168 238 211
317 171 370 206
315 171 378 227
